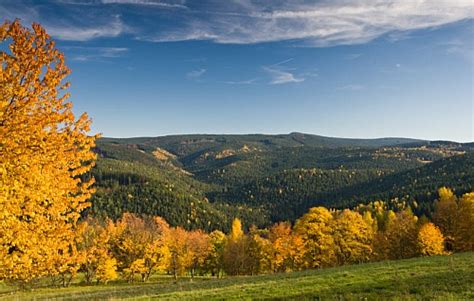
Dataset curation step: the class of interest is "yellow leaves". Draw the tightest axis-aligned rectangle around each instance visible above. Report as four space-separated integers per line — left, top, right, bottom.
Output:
294 207 335 268
96 257 118 284
418 223 445 256
438 186 455 202
433 189 474 252
0 20 96 283
229 218 244 242
332 210 374 265
457 192 474 251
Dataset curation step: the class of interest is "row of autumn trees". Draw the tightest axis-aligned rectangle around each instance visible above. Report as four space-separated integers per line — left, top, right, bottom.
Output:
33 187 470 286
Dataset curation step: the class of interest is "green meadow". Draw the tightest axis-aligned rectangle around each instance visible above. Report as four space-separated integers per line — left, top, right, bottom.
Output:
1 252 472 301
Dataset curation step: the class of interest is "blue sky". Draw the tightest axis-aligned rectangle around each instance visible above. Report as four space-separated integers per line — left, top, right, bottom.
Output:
2 0 473 141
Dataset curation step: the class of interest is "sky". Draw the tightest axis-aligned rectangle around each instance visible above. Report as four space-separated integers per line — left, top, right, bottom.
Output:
1 0 474 142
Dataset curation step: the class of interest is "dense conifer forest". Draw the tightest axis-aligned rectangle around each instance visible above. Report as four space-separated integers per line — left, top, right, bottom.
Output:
89 134 473 230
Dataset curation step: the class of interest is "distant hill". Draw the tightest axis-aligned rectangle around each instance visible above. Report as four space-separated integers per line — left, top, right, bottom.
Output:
101 132 426 154
89 133 473 229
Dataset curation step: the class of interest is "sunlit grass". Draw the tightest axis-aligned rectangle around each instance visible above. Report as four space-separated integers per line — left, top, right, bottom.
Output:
0 252 472 300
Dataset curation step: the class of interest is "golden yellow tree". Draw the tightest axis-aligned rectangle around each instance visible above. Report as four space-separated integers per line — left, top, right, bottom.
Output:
382 210 418 259
417 222 445 256
332 209 374 265
294 207 335 268
223 218 252 275
229 218 244 241
167 227 193 279
0 20 97 283
78 218 113 284
433 187 459 251
205 230 226 278
456 192 474 251
108 213 170 282
96 257 118 284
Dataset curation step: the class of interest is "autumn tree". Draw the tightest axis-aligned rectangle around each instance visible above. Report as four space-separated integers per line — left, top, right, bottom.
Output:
223 218 252 275
294 207 335 268
332 210 374 265
108 213 169 282
205 230 226 278
248 227 273 274
380 210 418 260
167 227 192 279
456 192 474 251
96 257 118 284
187 229 210 279
268 222 305 272
0 20 97 284
417 222 445 256
78 218 112 284
433 187 459 251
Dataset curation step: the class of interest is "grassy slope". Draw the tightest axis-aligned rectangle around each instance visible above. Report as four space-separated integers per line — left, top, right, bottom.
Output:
1 252 473 300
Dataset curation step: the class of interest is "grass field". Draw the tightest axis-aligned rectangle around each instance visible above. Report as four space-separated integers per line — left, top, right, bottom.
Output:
0 252 473 300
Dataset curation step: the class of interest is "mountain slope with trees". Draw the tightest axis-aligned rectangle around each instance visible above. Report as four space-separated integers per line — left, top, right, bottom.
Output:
89 134 473 228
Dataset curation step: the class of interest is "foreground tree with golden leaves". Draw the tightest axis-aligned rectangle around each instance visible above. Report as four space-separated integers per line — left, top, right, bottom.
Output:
0 20 97 284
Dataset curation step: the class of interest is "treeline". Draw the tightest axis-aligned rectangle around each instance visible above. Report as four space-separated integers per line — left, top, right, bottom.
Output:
12 187 471 288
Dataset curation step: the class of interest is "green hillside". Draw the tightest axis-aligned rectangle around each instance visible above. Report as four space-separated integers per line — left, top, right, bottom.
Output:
2 252 473 300
89 133 473 229
214 152 474 221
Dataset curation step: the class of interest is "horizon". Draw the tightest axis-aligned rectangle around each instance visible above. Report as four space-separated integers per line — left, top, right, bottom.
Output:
2 0 473 142
100 131 472 143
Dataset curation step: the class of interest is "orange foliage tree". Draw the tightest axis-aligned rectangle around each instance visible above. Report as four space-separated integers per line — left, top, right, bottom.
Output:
0 20 97 284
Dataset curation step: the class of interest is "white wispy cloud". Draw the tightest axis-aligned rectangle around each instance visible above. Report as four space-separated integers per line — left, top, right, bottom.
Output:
144 0 473 46
263 67 304 85
0 3 128 41
186 68 207 79
3 0 472 45
99 0 187 9
46 16 126 41
221 78 259 85
65 46 129 61
262 58 305 85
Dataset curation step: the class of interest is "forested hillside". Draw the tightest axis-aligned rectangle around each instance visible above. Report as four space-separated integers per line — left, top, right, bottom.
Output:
89 134 473 229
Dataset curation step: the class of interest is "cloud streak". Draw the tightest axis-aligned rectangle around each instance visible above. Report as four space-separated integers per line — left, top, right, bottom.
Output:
2 0 473 45
46 16 126 41
99 0 187 9
220 78 259 85
145 0 473 46
0 3 128 41
263 67 304 85
65 46 129 61
186 68 207 79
